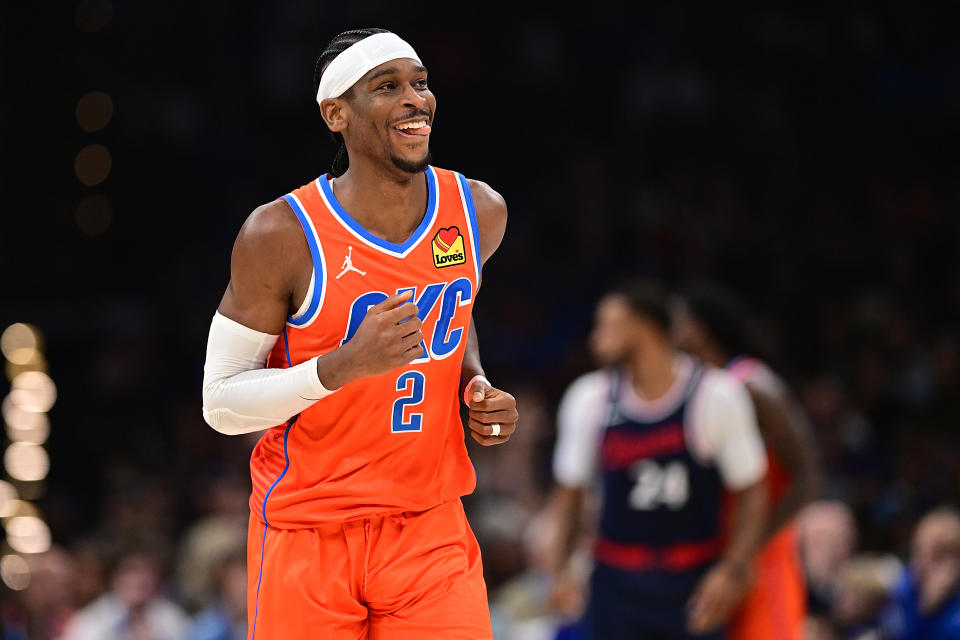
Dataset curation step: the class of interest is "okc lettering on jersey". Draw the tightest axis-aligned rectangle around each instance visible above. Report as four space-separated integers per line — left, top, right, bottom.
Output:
601 423 686 470
341 277 473 362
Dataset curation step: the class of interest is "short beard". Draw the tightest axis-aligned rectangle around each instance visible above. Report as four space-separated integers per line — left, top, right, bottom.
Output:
390 149 432 174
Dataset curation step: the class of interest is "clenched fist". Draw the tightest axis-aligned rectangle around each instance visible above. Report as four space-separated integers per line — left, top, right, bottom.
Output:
317 290 423 389
463 376 518 446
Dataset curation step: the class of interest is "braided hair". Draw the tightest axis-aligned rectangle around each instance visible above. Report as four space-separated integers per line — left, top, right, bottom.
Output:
681 282 759 360
314 28 391 177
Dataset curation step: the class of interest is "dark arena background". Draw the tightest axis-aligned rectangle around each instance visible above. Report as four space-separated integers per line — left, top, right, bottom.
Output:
2 3 959 639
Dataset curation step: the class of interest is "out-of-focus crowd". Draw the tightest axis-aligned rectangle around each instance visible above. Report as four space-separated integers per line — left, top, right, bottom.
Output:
0 475 250 640
3 439 960 640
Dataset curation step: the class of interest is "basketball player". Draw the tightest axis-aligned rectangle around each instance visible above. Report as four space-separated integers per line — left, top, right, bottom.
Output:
549 281 769 639
674 284 821 640
200 28 518 639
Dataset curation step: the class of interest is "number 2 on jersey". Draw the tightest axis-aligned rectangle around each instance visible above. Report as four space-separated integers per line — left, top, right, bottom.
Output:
392 371 425 433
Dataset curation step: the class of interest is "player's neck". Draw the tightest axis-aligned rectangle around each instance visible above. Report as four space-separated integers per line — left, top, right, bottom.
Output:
332 163 428 244
627 341 677 402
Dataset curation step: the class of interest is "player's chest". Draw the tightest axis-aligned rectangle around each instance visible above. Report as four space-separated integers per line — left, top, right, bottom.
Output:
315 236 477 357
599 419 692 472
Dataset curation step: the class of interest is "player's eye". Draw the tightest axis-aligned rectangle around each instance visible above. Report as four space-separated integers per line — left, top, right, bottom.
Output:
415 78 428 89
377 81 396 91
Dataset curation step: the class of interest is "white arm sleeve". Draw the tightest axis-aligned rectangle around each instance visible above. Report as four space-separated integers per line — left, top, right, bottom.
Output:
201 312 336 435
688 369 767 490
553 371 611 488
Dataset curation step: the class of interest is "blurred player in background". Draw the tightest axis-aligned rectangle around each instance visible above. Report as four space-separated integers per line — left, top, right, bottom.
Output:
201 28 517 639
549 281 768 639
674 283 822 640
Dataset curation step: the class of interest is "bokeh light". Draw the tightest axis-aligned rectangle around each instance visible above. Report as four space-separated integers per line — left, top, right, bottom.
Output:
1 500 40 520
0 481 17 518
76 194 114 236
5 354 48 383
4 443 51 482
76 91 113 132
74 144 112 186
0 555 30 591
5 409 50 445
9 371 57 413
1 324 41 365
75 0 112 33
4 516 52 554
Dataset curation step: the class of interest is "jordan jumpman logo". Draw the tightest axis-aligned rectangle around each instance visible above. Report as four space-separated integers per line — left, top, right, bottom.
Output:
336 246 366 279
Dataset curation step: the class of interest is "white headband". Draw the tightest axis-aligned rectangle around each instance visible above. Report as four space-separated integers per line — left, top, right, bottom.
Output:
316 33 422 106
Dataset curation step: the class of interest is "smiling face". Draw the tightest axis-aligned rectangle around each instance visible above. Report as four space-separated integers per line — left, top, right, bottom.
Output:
322 57 436 175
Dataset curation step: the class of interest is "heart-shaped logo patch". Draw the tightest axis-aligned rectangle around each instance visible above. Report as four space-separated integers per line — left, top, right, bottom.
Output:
434 226 460 252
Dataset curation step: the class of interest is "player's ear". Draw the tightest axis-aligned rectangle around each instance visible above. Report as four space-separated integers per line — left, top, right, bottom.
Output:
320 98 348 133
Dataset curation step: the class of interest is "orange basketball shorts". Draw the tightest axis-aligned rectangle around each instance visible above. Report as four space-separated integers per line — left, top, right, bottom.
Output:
246 498 492 640
728 525 806 640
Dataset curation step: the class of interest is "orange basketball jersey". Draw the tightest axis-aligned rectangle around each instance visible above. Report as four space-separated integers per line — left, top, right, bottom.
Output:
249 166 481 528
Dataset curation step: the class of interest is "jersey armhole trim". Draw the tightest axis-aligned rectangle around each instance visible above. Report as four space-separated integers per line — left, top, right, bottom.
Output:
281 193 326 328
454 172 483 286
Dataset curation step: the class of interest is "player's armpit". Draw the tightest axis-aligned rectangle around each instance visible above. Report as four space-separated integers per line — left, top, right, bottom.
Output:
218 198 311 335
466 178 507 266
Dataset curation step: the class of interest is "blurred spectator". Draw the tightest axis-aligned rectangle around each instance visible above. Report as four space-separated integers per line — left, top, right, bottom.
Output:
799 501 859 616
0 547 78 640
62 551 188 640
23 548 78 639
488 504 584 640
175 474 248 612
880 507 960 639
804 615 840 640
70 541 109 610
831 554 900 639
187 550 246 640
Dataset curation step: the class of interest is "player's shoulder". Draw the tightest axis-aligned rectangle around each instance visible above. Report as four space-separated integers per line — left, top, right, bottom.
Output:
463 177 506 215
561 369 613 406
231 198 309 272
455 175 506 264
728 356 787 399
693 364 751 409
239 198 301 241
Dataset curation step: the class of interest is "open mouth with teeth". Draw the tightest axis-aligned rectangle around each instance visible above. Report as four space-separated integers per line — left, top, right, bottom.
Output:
394 120 432 138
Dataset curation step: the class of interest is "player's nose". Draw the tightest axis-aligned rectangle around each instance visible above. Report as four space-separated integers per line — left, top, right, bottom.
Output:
400 82 427 109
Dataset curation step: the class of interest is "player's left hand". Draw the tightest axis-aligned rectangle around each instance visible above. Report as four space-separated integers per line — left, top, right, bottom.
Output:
465 377 518 446
685 559 753 634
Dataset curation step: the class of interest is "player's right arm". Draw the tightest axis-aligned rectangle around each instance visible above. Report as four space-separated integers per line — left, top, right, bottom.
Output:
203 200 422 435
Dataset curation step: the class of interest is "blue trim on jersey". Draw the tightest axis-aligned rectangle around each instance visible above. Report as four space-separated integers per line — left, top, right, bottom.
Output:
250 522 268 640
318 167 437 254
261 329 296 526
260 418 295 526
455 172 483 280
282 326 292 367
281 194 324 327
